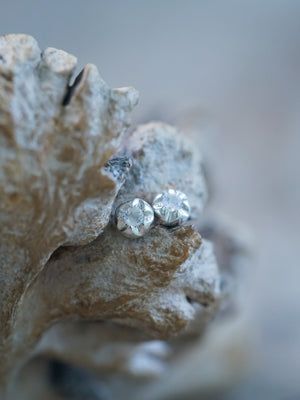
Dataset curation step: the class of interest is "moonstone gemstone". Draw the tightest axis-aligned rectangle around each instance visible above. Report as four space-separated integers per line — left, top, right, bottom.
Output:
152 189 190 226
115 198 154 238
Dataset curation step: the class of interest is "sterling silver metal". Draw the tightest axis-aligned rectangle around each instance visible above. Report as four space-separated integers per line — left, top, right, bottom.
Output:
115 198 154 238
152 189 190 227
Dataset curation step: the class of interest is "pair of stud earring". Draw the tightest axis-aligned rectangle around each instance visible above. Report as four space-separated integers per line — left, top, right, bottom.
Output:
115 189 190 238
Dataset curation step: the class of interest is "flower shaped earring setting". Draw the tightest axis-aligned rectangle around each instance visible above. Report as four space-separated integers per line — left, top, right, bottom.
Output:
115 189 191 238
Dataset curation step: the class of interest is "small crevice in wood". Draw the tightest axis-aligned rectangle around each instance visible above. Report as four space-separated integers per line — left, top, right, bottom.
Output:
62 68 85 106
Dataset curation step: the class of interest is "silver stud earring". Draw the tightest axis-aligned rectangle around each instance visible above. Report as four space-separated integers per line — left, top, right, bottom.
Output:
115 198 154 238
152 189 190 227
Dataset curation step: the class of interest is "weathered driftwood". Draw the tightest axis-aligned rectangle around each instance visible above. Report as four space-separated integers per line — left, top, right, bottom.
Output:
15 215 249 400
0 34 228 399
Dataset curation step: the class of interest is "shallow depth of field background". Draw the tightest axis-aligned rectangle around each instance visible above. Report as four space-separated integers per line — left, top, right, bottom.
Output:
1 1 300 399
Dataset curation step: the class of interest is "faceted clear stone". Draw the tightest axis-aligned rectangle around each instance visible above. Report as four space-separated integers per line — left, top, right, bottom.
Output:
115 198 154 238
152 189 190 226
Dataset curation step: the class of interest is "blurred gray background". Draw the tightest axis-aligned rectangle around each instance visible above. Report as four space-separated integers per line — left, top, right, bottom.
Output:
1 1 300 399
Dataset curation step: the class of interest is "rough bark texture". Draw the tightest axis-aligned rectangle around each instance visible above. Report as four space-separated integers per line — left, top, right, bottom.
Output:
0 34 233 399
